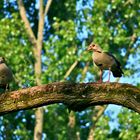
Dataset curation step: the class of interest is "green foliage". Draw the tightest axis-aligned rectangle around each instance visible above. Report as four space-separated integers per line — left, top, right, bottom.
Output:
0 13 35 88
0 111 34 140
48 0 76 23
42 18 78 82
94 115 110 140
118 109 140 139
0 0 139 139
0 9 35 140
43 105 69 140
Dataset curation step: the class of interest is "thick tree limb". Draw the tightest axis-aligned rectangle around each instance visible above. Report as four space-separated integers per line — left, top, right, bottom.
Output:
0 82 140 116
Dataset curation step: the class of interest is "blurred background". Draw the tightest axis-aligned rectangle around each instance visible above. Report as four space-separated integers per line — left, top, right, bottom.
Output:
0 0 140 139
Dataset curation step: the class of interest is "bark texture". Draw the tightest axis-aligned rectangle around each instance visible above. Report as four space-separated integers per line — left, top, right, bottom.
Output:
0 82 140 115
33 0 44 139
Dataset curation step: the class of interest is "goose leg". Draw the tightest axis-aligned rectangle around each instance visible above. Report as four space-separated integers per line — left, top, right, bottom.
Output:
98 69 103 83
107 68 111 82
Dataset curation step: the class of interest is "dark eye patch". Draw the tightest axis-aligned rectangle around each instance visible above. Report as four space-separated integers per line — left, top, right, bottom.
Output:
97 64 102 66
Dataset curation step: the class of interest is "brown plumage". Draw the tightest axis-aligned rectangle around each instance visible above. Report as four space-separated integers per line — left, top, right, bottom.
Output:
0 57 13 90
88 43 123 82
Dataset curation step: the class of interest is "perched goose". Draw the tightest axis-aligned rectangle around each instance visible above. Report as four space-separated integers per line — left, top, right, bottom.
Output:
88 43 123 82
0 57 13 90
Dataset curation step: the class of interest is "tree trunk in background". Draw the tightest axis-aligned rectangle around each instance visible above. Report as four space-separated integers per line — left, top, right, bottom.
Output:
137 133 140 140
67 62 89 139
33 0 45 139
67 111 77 140
88 129 94 140
87 106 107 140
33 46 43 140
87 79 119 140
17 0 52 139
34 107 44 140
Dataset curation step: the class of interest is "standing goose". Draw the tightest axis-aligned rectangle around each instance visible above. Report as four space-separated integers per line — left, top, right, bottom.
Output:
88 43 123 82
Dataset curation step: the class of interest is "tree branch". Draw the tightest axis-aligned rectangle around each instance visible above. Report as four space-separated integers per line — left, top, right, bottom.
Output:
44 0 53 17
17 0 37 46
37 0 44 51
1 82 140 116
61 60 78 81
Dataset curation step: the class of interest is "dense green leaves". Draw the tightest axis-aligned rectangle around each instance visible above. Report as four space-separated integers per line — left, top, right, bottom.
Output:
0 13 35 88
0 0 140 139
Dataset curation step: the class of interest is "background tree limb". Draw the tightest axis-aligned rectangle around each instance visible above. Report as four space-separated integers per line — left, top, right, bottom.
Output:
17 0 37 45
1 82 140 116
44 0 52 16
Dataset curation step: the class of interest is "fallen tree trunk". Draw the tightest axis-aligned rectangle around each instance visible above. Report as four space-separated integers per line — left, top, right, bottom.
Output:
0 82 140 115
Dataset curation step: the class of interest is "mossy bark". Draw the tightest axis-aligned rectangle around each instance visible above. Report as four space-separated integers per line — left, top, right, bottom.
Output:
0 82 140 116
